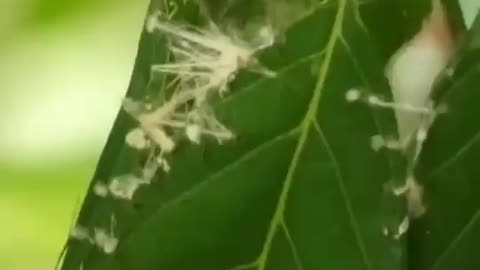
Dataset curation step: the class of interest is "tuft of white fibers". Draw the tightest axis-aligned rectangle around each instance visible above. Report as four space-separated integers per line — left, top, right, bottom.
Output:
146 13 274 98
123 11 274 180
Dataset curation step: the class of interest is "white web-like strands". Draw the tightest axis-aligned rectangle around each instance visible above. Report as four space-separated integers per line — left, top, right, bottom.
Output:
146 12 275 87
120 11 275 187
75 8 276 257
81 8 277 209
127 13 275 149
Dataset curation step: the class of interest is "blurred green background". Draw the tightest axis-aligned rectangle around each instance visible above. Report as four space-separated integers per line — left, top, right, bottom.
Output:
0 0 148 269
0 0 478 269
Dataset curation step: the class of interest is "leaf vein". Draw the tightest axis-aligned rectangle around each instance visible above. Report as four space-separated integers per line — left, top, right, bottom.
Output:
281 220 305 270
313 120 374 270
125 128 299 242
428 128 480 177
256 1 347 269
339 35 370 88
430 210 480 270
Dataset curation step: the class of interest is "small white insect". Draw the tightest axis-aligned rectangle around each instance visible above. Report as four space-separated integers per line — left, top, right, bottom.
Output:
386 0 456 142
344 0 457 218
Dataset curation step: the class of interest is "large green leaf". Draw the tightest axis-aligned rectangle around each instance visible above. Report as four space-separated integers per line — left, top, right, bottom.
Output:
59 0 452 269
409 13 480 270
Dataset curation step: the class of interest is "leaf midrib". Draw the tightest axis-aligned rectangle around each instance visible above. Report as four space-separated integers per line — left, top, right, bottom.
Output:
254 1 347 269
121 49 326 244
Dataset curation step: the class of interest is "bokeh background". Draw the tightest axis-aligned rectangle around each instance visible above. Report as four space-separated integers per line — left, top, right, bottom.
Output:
0 1 478 269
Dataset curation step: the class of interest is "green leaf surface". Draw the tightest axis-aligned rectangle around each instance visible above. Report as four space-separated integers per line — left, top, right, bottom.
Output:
59 0 445 270
410 12 480 270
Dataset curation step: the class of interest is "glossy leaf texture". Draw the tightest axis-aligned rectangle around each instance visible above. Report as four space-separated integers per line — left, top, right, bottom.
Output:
60 0 440 270
410 12 480 270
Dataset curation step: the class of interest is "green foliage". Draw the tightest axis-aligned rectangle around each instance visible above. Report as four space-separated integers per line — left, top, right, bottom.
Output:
59 0 480 269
